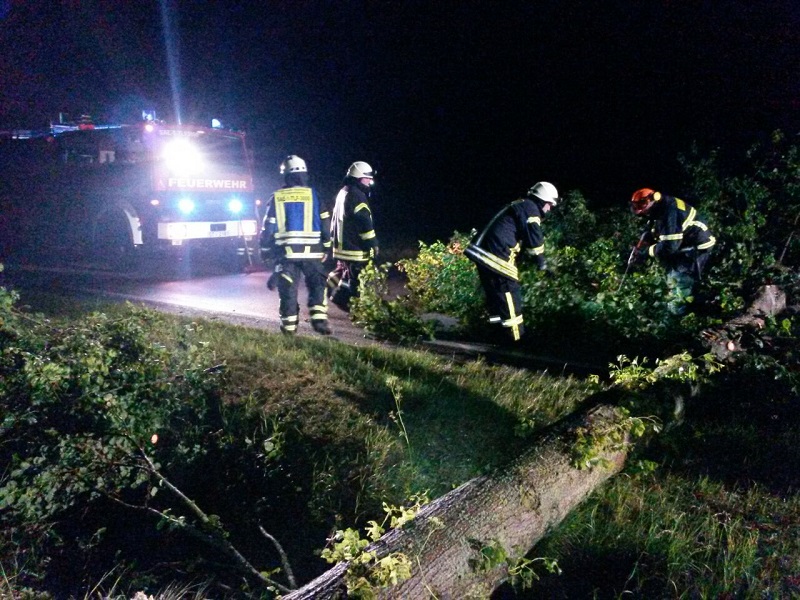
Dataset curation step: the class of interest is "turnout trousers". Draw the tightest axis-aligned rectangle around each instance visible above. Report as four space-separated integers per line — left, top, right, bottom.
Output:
477 266 524 342
275 259 329 333
664 249 712 315
326 260 368 312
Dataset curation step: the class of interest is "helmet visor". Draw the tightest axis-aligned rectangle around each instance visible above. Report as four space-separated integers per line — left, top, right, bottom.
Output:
631 197 651 214
630 189 657 215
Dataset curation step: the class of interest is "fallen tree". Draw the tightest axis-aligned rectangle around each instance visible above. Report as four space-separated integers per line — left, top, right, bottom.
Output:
285 284 794 599
284 401 639 599
701 284 789 360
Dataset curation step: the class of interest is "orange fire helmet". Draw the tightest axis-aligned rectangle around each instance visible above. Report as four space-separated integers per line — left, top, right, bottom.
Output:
630 188 662 215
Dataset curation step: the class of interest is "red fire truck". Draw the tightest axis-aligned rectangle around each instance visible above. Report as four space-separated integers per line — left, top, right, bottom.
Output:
0 114 259 269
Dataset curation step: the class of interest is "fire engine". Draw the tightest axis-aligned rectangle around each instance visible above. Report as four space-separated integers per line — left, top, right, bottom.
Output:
0 112 259 268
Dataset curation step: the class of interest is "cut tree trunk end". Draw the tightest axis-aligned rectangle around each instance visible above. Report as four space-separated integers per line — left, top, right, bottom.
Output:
702 284 787 359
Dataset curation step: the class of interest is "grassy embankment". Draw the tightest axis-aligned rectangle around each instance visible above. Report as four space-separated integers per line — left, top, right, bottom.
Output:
2 293 799 599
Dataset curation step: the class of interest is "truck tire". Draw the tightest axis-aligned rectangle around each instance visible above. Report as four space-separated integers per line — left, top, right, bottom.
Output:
92 209 138 271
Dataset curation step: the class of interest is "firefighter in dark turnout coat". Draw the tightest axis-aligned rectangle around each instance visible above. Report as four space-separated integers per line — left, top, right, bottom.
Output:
465 181 559 342
261 155 333 335
328 161 379 311
630 188 716 314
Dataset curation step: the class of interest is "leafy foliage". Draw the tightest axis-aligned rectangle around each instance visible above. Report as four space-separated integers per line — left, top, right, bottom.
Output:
396 231 484 324
0 292 300 595
569 406 655 471
350 260 435 342
321 494 429 598
468 538 560 592
0 303 219 522
357 133 800 361
678 131 800 311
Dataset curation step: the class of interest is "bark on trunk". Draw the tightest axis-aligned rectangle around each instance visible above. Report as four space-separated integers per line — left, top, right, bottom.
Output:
284 404 630 600
702 284 787 359
286 288 789 599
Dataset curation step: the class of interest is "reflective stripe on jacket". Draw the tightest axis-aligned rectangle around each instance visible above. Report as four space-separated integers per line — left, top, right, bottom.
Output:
646 195 716 259
263 186 331 260
331 182 378 262
464 198 546 281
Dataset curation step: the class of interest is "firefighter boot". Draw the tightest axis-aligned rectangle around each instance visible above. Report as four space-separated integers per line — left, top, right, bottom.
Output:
312 319 332 335
280 312 299 335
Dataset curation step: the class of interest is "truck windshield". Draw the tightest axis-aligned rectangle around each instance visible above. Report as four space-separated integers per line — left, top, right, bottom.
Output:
151 129 249 173
190 133 247 169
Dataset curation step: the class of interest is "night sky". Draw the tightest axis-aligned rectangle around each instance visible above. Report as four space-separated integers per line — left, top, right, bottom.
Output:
1 1 797 242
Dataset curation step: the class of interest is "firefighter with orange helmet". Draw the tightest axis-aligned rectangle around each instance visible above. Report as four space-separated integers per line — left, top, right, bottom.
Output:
464 181 559 343
261 155 333 335
630 188 716 313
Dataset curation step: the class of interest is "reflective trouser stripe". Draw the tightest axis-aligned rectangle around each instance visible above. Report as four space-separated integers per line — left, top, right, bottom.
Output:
309 303 328 320
332 249 370 261
281 314 299 331
502 292 522 341
464 245 519 280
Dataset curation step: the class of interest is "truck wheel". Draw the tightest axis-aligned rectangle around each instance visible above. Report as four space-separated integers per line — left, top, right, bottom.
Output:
92 210 137 270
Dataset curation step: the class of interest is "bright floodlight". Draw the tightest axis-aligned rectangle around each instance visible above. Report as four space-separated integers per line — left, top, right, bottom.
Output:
163 138 204 175
178 198 195 214
228 198 243 214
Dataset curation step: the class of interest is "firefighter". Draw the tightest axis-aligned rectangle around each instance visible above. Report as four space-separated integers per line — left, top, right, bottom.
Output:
328 161 379 311
464 181 559 343
629 188 716 314
261 155 333 335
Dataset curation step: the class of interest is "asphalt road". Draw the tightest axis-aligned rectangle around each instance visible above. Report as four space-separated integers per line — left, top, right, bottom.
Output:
0 255 605 376
0 256 380 346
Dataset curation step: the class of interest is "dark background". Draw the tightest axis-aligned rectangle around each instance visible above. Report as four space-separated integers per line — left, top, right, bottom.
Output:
1 1 797 243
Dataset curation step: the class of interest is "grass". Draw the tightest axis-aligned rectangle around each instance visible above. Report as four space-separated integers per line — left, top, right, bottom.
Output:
1 295 594 597
3 294 799 598
526 473 800 598
505 365 800 599
174 313 597 498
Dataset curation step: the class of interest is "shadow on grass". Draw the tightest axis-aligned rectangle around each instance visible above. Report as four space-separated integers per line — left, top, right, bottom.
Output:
493 548 650 599
647 368 800 495
302 340 586 496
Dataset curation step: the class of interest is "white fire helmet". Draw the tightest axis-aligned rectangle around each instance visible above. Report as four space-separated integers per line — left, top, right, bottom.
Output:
527 181 559 206
347 161 375 179
280 155 307 174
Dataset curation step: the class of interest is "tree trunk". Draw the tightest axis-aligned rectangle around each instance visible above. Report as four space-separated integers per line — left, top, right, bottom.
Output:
283 403 630 599
285 284 792 599
702 284 787 359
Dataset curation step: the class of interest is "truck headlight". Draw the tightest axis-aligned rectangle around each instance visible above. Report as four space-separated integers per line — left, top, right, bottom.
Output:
228 198 243 214
240 220 258 236
178 198 195 214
